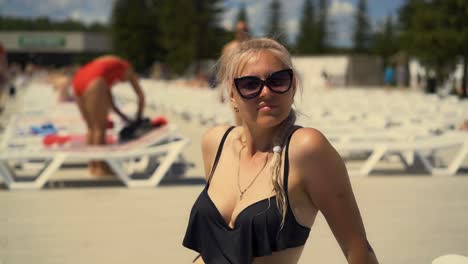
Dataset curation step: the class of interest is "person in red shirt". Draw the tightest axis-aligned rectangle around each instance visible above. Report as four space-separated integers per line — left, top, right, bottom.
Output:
72 55 145 176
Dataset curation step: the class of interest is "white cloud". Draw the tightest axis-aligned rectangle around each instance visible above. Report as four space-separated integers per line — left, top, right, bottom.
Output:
329 0 355 17
70 10 82 21
70 9 107 24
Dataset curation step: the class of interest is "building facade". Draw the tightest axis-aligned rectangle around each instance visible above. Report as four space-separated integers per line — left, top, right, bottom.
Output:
0 31 110 67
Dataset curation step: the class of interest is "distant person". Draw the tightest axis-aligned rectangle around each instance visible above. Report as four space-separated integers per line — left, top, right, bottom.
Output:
426 70 437 94
72 55 145 176
321 69 330 87
220 20 250 125
185 71 210 88
222 20 250 57
383 64 395 87
459 120 468 131
395 64 407 88
49 67 76 102
0 41 9 111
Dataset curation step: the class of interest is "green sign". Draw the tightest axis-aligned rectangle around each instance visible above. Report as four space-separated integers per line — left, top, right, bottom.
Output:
18 35 66 48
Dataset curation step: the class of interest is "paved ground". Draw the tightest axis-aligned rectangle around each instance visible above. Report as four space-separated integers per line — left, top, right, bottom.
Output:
1 86 468 264
1 176 468 264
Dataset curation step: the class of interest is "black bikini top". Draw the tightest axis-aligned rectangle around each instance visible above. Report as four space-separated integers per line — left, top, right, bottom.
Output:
183 126 311 264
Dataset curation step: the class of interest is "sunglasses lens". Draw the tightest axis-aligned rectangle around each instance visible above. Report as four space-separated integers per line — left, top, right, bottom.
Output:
236 77 262 98
267 70 292 93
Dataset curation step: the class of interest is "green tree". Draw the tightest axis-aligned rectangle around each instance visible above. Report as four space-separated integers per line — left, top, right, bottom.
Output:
399 0 468 96
236 2 249 24
352 0 371 53
158 0 197 75
265 0 288 45
0 16 104 31
296 0 317 54
158 0 226 76
193 1 226 68
317 0 329 53
373 15 399 66
110 0 162 72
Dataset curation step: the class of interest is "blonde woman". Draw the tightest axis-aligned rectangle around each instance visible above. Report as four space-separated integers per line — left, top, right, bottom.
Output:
183 38 379 264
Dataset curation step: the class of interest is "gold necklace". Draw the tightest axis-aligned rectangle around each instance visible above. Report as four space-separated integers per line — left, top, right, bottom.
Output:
237 144 269 200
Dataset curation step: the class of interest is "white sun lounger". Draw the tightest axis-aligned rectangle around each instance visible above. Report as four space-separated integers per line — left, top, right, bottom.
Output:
332 131 467 176
0 125 190 190
417 131 468 176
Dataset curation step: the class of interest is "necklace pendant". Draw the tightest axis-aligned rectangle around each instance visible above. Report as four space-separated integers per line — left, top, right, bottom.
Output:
240 192 244 200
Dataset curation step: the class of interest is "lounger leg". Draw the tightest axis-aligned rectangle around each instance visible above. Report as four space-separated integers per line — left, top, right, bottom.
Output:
432 141 468 176
402 150 415 166
415 151 434 173
359 146 387 176
1 154 66 190
34 154 67 189
106 159 131 184
148 138 190 186
105 138 190 187
0 161 14 188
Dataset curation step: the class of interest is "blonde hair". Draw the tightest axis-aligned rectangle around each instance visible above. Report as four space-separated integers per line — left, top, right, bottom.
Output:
217 38 299 227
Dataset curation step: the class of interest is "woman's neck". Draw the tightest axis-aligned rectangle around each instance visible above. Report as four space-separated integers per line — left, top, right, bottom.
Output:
240 124 281 156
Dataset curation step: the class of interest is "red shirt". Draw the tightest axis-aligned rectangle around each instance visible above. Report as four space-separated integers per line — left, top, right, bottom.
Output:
72 57 130 96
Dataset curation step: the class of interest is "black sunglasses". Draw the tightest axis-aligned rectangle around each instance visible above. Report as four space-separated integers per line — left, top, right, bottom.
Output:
234 69 293 99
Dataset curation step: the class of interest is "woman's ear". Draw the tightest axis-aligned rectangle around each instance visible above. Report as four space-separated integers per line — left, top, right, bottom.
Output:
229 86 238 108
292 77 297 97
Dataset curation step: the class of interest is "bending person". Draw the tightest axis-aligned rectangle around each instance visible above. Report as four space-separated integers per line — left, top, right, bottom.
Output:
72 55 145 176
183 38 379 264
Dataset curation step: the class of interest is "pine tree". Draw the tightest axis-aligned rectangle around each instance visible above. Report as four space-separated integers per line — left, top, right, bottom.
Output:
399 0 468 97
296 0 317 54
236 2 249 24
373 16 398 66
317 0 328 53
352 0 371 53
158 0 197 75
265 0 288 45
158 0 226 76
110 0 162 72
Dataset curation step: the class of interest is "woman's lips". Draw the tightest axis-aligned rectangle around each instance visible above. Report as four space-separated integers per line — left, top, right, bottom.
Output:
259 104 277 111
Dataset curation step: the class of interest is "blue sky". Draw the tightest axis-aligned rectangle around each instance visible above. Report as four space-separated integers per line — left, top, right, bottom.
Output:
0 0 405 46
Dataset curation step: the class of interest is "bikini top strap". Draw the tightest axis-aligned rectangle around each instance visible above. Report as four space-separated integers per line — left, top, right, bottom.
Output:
207 126 235 184
283 126 302 200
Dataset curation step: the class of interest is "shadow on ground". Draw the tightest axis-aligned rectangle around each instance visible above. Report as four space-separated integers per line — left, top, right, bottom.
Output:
0 161 205 190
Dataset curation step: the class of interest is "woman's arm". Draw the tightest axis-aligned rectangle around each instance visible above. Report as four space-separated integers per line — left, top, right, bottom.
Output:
293 128 379 264
126 71 145 121
105 87 131 123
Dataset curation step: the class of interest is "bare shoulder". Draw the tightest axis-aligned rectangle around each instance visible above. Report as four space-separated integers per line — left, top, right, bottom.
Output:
288 127 345 182
222 41 239 56
202 125 232 152
289 127 332 159
96 55 120 61
201 125 233 180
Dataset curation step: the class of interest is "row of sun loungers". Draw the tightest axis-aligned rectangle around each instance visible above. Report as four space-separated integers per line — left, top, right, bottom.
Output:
0 77 467 190
136 79 468 177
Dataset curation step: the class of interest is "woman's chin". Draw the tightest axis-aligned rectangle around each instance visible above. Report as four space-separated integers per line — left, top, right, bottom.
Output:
255 116 285 128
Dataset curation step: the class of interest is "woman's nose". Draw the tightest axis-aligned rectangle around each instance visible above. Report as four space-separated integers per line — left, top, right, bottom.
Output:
259 83 272 98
